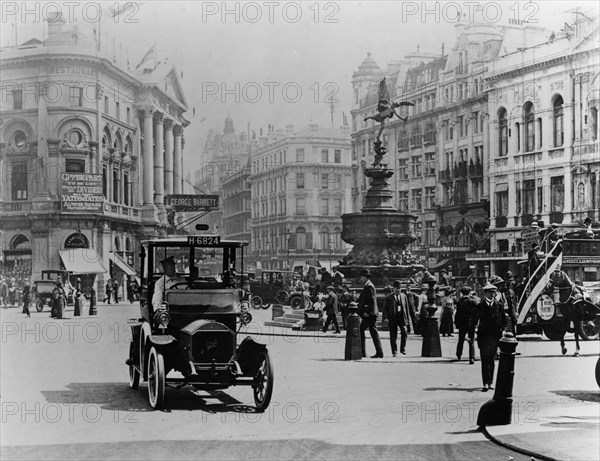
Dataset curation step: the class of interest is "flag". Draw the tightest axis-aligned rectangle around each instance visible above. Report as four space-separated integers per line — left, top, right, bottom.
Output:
135 42 156 70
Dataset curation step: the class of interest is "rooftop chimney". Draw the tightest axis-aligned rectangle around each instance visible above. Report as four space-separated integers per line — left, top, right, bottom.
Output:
47 11 65 36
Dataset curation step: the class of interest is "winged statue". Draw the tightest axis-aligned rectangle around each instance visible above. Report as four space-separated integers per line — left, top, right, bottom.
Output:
364 78 414 142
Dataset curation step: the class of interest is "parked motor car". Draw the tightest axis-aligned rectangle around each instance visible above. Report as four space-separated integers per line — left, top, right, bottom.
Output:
248 270 294 308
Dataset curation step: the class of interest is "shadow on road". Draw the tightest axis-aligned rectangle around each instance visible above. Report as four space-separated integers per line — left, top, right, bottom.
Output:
551 390 600 403
41 383 259 414
423 387 483 393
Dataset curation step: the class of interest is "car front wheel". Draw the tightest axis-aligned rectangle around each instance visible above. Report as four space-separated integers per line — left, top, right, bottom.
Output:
253 351 274 413
128 342 140 390
578 319 600 341
147 346 165 409
251 295 263 310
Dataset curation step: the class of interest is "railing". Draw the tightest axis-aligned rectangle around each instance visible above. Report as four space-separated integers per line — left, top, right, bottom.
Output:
1 201 31 212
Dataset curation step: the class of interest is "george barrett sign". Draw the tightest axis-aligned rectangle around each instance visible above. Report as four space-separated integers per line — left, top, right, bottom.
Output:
164 194 219 211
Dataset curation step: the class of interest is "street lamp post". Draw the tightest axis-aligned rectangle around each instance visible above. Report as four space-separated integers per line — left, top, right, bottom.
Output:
328 238 333 270
286 230 291 271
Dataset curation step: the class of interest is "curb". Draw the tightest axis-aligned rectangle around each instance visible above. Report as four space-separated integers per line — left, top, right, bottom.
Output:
480 425 561 461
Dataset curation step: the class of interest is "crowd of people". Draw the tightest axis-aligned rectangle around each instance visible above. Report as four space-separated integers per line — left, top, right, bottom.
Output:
0 271 32 309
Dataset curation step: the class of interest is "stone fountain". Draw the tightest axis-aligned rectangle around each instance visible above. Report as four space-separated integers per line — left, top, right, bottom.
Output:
338 140 425 285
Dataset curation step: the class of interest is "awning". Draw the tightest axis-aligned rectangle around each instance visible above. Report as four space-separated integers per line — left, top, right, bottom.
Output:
495 183 509 192
59 249 108 275
428 258 451 270
109 253 137 276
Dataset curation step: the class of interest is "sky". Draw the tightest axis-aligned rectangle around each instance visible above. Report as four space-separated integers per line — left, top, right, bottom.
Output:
2 1 597 175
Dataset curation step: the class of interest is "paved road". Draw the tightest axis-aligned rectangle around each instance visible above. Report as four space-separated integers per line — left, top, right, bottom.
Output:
1 303 598 460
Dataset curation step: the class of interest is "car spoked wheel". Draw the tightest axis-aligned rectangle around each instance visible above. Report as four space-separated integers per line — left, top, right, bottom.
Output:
251 295 263 310
289 294 303 310
147 346 165 409
276 290 289 304
36 300 44 312
253 351 274 413
578 319 600 341
128 342 140 390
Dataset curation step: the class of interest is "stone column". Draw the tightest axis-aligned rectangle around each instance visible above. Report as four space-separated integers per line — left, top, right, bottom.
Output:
142 109 154 206
153 112 165 208
173 125 183 194
163 118 174 196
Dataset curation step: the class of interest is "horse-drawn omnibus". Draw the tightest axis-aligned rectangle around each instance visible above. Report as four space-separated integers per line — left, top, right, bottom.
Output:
516 227 600 351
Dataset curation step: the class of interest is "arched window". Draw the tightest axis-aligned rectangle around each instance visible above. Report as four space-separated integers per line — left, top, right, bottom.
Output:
114 236 121 252
498 107 508 156
64 233 89 249
524 102 535 152
332 227 342 250
424 123 436 144
296 227 306 250
398 130 409 150
10 234 31 250
553 95 564 147
410 125 422 147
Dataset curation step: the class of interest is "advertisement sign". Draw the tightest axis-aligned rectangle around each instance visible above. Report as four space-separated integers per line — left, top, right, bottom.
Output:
536 294 555 321
521 227 539 252
165 195 219 211
61 173 103 213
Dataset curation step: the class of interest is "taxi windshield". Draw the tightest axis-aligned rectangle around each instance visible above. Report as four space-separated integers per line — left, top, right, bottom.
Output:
151 246 226 280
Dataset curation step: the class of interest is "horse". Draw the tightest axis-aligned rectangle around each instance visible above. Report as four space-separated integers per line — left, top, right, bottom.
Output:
546 270 600 356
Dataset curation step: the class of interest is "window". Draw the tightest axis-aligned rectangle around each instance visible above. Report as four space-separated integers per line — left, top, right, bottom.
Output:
411 156 422 177
334 198 342 215
424 221 436 246
104 96 109 114
553 95 564 147
65 160 85 173
321 149 329 163
320 198 329 216
11 162 28 200
115 102 120 120
537 178 543 214
473 112 479 133
398 130 409 150
296 172 304 189
398 191 408 212
516 181 521 214
123 172 130 205
296 227 307 250
126 107 131 125
411 188 422 211
13 131 27 148
498 107 508 156
424 152 435 175
550 176 564 212
321 173 329 189
333 174 341 189
334 149 341 163
296 197 306 215
524 102 535 152
69 87 83 106
398 159 408 180
458 116 464 137
102 166 107 198
113 170 120 203
410 126 422 147
424 123 436 144
352 145 357 161
294 148 304 162
12 89 22 110
523 179 535 215
425 186 436 209
320 228 330 250
496 189 508 217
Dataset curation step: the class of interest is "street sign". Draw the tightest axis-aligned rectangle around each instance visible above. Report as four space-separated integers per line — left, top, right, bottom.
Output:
164 194 219 211
536 294 554 321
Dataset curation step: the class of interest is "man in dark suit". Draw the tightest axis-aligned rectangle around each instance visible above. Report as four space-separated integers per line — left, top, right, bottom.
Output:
358 269 383 358
384 280 410 356
471 283 508 392
322 286 341 334
454 286 477 363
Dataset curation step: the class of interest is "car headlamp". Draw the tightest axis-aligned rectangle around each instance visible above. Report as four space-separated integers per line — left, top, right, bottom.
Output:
240 311 252 325
153 303 170 328
241 301 250 312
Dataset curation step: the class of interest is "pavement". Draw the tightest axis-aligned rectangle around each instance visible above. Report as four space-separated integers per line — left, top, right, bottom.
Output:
1 301 599 460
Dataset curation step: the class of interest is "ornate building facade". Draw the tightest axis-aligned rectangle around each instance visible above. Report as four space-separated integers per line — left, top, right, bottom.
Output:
0 16 189 298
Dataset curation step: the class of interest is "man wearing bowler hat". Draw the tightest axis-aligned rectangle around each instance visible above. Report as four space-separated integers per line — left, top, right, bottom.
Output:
358 269 383 358
384 280 410 356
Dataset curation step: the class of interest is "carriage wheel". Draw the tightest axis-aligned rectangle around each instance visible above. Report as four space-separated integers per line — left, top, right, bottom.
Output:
276 290 289 304
128 342 140 390
289 294 303 310
36 300 44 312
251 296 263 310
577 319 600 341
253 351 274 413
147 346 166 409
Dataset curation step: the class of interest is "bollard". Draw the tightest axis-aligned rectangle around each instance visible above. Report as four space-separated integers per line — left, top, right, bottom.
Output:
345 302 362 360
477 332 518 426
73 294 80 316
89 287 97 316
421 304 442 357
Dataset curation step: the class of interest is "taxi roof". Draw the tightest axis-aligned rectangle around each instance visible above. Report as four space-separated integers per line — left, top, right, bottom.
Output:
142 236 248 247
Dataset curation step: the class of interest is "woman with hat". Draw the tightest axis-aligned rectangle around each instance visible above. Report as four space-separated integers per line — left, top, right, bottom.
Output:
471 283 508 392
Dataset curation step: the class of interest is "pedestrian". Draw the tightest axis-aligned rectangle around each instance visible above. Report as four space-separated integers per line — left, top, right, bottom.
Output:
51 281 66 319
8 278 17 307
471 283 508 392
401 282 415 334
338 284 354 329
440 289 455 337
322 286 341 334
22 279 31 318
491 276 517 335
454 286 476 363
0 277 8 307
112 279 119 304
331 266 344 287
127 278 135 304
384 281 410 356
104 279 113 304
439 269 451 286
357 269 383 358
